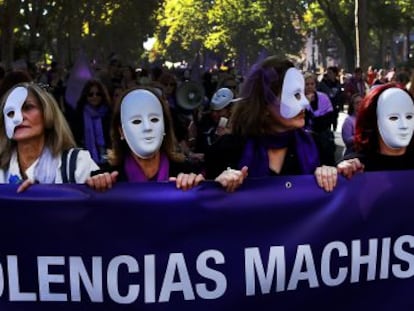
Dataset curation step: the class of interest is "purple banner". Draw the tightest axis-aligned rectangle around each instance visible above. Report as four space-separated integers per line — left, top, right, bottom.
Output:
0 171 414 310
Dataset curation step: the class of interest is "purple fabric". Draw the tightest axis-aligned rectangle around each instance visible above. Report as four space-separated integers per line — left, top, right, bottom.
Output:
307 91 334 117
239 129 320 177
240 64 279 106
64 50 94 109
83 104 108 164
124 152 170 182
341 115 356 154
1 171 414 309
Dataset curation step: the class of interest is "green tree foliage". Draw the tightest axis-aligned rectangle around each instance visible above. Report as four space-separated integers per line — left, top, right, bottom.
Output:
0 0 160 69
1 0 414 72
303 0 414 70
153 0 211 62
153 0 305 66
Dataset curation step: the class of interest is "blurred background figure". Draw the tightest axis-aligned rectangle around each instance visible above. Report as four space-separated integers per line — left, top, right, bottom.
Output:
194 87 234 154
341 93 362 156
68 79 112 167
318 66 345 131
304 71 336 166
0 70 33 100
344 67 367 101
121 65 139 90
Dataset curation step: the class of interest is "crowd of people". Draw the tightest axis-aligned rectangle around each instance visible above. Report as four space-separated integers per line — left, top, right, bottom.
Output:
0 55 413 194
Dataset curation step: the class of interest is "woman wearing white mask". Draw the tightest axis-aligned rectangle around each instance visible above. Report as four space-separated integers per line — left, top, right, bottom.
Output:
337 83 414 178
205 56 338 192
87 87 246 192
0 82 99 192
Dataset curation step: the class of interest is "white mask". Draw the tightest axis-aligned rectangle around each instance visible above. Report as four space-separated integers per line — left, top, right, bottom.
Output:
210 88 234 110
121 89 165 159
280 68 309 118
3 86 28 139
377 88 414 149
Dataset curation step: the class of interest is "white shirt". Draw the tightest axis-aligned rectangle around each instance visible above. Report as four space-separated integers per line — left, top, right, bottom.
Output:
0 149 99 184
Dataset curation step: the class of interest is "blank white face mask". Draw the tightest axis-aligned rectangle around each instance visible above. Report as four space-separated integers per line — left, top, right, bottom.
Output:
280 68 309 119
377 88 414 149
3 86 28 139
120 89 165 159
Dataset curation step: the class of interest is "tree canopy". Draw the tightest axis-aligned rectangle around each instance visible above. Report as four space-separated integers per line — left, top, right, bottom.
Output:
0 0 413 72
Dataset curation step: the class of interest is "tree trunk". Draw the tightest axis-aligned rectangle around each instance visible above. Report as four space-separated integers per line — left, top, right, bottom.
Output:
1 0 18 70
318 0 355 71
357 0 368 70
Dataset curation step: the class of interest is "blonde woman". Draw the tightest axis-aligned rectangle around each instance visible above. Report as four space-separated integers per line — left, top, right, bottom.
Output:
0 82 99 192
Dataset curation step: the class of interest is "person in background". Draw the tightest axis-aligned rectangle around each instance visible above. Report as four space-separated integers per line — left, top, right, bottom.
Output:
366 66 377 87
341 93 362 156
218 73 239 97
194 87 234 154
97 57 122 95
318 66 345 130
304 71 336 166
344 67 367 100
110 83 125 109
87 87 247 192
46 61 66 111
205 56 337 192
394 71 410 89
0 70 33 100
0 82 99 192
337 84 414 178
158 71 178 110
69 79 112 167
408 71 414 97
372 68 387 87
121 65 139 90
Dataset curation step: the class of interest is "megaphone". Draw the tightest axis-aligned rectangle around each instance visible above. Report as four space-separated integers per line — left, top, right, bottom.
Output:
175 81 205 111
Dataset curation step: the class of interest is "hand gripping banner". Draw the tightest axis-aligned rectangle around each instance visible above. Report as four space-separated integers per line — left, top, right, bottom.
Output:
0 171 413 310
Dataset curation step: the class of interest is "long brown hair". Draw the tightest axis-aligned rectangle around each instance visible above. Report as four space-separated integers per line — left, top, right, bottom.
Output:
0 82 76 169
231 56 294 137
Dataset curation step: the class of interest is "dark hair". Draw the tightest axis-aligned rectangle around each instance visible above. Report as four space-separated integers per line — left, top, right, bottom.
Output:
76 79 112 112
231 56 294 137
354 67 363 74
158 72 177 87
0 70 32 100
327 66 339 76
0 66 5 79
355 83 414 153
396 71 410 85
348 93 362 116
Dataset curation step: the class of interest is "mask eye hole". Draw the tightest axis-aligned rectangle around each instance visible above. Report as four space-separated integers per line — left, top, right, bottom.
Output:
132 119 142 125
150 117 160 123
407 114 413 120
6 110 15 118
294 93 301 100
389 116 398 121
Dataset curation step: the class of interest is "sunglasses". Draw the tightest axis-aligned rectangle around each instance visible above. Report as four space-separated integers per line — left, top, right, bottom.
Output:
88 92 102 97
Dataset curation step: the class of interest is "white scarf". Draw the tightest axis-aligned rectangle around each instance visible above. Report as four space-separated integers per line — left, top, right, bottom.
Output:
8 147 59 183
34 147 59 183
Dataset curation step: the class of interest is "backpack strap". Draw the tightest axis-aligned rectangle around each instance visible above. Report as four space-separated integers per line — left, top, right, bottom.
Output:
61 148 81 183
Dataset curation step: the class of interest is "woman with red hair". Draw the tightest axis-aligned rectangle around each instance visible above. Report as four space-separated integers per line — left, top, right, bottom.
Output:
337 83 414 178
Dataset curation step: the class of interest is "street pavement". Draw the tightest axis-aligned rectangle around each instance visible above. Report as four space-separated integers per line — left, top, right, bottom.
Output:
334 112 347 162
